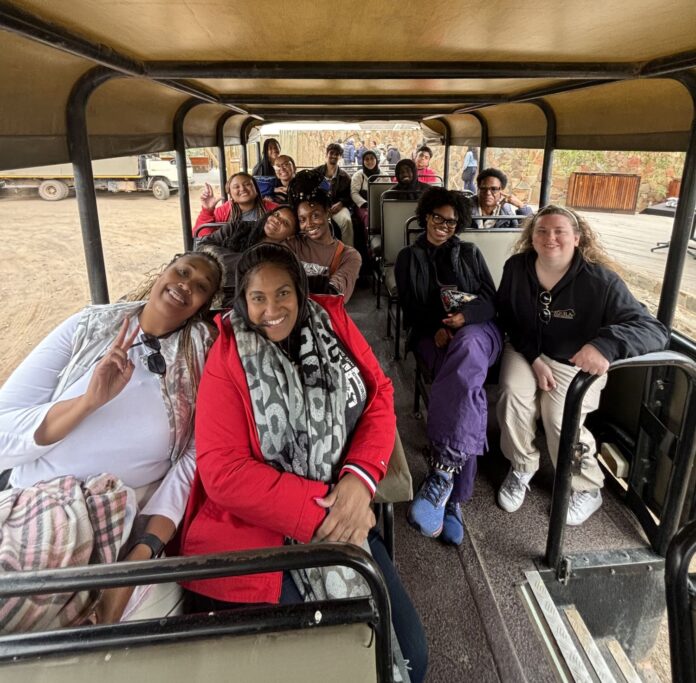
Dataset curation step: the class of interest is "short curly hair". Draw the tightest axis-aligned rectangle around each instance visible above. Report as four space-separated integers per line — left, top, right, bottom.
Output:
476 168 508 189
415 187 472 233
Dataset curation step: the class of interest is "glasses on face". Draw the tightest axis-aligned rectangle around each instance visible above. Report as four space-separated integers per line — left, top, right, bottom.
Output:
479 186 502 194
133 334 167 375
430 212 458 229
274 162 293 171
539 290 552 324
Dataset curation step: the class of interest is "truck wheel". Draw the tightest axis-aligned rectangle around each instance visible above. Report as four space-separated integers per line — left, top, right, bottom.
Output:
38 179 69 201
152 179 171 200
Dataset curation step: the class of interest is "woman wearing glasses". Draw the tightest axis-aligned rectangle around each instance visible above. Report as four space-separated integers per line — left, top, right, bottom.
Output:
394 187 502 545
0 252 223 626
470 168 532 229
495 206 667 525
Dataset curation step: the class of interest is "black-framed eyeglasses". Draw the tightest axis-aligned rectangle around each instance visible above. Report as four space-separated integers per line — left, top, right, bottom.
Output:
132 334 167 375
430 212 458 229
479 186 502 194
539 290 552 324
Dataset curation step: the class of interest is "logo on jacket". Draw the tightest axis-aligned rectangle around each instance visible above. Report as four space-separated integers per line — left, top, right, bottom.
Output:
553 309 575 320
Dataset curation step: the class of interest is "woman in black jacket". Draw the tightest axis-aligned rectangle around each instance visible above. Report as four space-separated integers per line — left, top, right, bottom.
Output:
495 205 668 525
395 187 502 545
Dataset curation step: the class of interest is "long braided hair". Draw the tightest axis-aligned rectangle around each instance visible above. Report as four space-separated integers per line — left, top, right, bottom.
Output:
226 172 268 227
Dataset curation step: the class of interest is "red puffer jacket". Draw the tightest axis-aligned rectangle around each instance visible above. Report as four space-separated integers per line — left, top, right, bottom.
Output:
180 295 395 603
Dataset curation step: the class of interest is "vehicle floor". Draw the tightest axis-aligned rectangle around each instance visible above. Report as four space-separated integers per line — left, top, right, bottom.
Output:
347 286 655 683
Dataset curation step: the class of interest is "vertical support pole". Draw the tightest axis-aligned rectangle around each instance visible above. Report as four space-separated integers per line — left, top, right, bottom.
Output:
216 111 235 201
173 98 202 252
240 117 255 173
441 119 451 188
66 66 119 305
657 75 696 330
471 111 488 172
535 99 557 208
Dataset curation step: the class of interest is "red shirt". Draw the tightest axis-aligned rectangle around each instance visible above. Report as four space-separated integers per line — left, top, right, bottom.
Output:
417 167 439 184
193 198 279 237
180 295 395 603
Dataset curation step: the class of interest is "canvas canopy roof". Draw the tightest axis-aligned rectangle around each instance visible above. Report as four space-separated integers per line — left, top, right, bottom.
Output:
1 0 695 169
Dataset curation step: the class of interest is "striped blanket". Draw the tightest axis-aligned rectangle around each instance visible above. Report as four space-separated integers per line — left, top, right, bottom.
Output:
0 474 134 633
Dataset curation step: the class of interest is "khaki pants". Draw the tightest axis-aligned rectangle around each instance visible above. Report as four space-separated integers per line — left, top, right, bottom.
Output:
496 344 607 492
332 207 354 247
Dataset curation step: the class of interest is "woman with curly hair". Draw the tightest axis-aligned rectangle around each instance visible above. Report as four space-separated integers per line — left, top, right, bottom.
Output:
394 187 502 545
495 205 668 525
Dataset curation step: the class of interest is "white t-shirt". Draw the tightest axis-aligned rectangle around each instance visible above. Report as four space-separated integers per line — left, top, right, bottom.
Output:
0 312 196 526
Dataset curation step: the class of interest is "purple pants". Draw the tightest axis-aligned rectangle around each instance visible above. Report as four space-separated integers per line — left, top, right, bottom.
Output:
417 320 502 502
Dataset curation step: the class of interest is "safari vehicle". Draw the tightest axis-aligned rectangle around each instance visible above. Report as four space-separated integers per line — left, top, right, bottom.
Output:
1 0 696 681
0 154 189 200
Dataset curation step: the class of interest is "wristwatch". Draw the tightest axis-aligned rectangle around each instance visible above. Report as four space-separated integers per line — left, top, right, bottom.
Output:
136 533 165 559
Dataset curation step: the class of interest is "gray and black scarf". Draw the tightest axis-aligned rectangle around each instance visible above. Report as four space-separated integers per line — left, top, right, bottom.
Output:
230 300 410 682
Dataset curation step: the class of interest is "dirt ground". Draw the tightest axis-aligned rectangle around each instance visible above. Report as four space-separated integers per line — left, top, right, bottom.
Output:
0 188 210 384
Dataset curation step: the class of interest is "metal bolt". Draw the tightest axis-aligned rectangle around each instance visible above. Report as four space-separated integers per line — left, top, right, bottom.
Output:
314 610 322 624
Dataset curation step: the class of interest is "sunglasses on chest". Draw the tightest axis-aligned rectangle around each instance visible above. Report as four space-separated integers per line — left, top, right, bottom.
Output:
131 333 167 375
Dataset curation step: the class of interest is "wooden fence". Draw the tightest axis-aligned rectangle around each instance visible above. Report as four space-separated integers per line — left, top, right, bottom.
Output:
566 172 641 213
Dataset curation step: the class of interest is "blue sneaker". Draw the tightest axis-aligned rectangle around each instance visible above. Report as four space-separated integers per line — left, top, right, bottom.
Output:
441 500 465 546
408 470 454 537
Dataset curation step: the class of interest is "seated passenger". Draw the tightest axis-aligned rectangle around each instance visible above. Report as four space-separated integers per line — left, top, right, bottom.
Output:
395 188 502 545
496 206 668 525
179 244 428 683
350 149 381 231
252 137 281 176
313 142 354 247
470 168 532 228
414 145 438 184
267 154 296 203
0 252 223 628
197 206 298 306
194 174 278 238
287 171 361 302
392 159 430 199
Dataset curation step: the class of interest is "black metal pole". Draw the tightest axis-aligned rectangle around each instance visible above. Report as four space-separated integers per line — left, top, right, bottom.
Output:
173 98 203 251
545 351 696 574
657 74 696 329
254 141 262 171
216 111 235 201
471 112 488 172
441 119 451 188
536 99 556 208
240 118 256 173
665 520 696 683
66 66 120 304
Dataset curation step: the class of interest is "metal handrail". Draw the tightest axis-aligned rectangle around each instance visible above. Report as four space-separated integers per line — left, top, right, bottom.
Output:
545 350 696 573
0 543 394 683
665 519 696 683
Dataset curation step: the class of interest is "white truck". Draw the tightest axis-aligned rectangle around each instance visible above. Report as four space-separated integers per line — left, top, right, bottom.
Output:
0 154 192 201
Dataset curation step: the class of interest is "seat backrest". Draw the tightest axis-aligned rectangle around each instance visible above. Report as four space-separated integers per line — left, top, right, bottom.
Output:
458 229 520 287
3 623 377 683
368 177 395 235
382 197 419 264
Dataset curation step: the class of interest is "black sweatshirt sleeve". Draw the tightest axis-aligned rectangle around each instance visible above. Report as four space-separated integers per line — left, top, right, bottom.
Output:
589 274 669 361
459 245 496 325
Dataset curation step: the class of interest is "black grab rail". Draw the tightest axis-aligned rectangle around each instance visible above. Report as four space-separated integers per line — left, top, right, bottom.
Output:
0 543 394 683
665 519 696 683
545 350 696 575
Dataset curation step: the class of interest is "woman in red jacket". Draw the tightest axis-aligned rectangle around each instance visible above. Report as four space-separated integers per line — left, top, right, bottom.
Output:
180 243 427 683
193 173 278 238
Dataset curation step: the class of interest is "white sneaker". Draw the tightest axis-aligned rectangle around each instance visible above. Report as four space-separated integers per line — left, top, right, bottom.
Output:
566 490 602 526
498 468 534 513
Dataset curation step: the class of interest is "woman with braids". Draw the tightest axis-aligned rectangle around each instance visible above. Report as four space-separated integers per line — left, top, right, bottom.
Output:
194 173 278 239
180 243 427 683
0 252 223 627
496 206 668 525
395 187 502 546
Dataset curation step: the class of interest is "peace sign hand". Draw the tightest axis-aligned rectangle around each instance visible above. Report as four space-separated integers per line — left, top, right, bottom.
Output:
84 318 139 410
200 182 220 211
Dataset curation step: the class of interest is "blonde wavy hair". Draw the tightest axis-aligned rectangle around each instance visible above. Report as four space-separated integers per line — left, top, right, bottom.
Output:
124 251 223 400
513 205 620 273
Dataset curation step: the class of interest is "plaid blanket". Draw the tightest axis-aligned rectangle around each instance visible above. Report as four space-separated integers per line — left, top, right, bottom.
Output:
0 474 134 633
